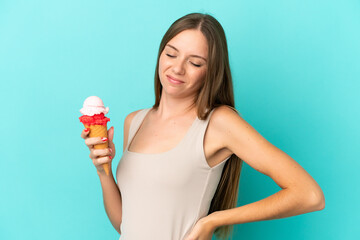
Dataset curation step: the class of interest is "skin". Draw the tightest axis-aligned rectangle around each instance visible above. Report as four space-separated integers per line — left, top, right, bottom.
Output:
81 29 325 240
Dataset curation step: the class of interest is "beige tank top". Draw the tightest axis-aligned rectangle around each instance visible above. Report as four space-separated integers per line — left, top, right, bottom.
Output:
116 107 230 240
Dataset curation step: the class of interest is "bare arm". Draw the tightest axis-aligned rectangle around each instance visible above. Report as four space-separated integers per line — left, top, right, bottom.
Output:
206 106 325 228
81 110 139 234
98 169 123 234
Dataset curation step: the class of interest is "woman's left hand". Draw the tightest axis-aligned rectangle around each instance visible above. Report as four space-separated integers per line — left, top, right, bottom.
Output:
183 216 216 240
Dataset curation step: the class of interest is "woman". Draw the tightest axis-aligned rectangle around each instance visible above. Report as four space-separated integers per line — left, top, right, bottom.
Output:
81 13 325 240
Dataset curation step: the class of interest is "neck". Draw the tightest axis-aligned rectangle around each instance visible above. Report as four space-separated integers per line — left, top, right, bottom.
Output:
154 90 197 120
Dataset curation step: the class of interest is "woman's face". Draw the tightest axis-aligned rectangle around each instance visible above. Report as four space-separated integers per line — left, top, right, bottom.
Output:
158 29 208 98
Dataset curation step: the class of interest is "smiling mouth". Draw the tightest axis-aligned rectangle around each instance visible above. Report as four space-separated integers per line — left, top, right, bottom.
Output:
167 75 184 84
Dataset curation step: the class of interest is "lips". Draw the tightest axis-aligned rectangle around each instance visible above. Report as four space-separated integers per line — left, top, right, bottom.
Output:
166 75 184 83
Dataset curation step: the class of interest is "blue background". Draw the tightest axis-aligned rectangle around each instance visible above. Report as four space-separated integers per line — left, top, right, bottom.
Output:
1 0 359 239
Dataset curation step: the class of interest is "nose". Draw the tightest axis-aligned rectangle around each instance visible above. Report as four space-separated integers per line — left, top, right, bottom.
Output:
172 58 185 75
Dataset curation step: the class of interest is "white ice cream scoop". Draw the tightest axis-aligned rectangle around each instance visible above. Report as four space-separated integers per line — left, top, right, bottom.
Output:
80 96 109 116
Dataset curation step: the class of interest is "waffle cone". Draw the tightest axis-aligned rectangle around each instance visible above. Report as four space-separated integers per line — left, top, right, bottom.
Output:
84 124 110 175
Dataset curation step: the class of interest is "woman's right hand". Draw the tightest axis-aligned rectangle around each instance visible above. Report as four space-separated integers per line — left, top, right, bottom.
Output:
81 126 116 176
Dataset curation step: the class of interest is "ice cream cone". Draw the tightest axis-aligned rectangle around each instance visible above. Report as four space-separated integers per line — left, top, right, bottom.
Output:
84 124 110 175
80 96 111 176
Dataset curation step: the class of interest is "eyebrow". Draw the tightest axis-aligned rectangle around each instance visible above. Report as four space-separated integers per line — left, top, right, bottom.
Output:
166 44 207 62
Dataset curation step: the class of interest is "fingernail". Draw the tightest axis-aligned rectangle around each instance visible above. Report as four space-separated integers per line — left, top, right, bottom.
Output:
101 137 108 142
109 148 113 153
109 156 112 159
84 128 89 132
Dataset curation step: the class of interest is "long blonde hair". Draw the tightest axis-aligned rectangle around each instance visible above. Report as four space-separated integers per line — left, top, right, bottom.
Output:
152 13 243 239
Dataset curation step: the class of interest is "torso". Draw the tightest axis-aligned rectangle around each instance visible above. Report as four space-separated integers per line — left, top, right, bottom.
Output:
127 107 233 168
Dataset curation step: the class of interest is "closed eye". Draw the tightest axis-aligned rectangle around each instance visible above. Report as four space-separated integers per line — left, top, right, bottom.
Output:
191 62 201 67
166 53 202 67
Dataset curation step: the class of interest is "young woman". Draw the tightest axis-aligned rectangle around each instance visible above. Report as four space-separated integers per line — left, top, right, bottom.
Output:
81 13 325 240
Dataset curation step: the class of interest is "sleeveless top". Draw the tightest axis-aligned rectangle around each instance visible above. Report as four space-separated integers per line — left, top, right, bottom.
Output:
116 107 230 240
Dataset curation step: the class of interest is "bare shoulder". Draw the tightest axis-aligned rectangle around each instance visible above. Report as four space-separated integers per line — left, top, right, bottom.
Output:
210 105 260 155
124 109 143 127
211 105 242 124
210 105 247 139
122 109 144 152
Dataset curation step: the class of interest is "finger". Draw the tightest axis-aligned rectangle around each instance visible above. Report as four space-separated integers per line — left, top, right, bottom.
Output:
107 127 116 151
108 126 114 142
81 128 90 139
85 137 108 147
91 148 112 158
93 156 112 166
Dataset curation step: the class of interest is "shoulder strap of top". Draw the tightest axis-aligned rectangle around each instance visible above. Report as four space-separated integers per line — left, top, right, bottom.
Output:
196 108 230 169
188 107 231 169
197 108 216 127
183 107 216 148
196 108 217 143
127 108 152 147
